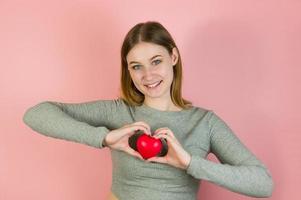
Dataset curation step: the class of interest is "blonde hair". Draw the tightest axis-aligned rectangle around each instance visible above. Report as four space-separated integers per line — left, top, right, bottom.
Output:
118 21 192 109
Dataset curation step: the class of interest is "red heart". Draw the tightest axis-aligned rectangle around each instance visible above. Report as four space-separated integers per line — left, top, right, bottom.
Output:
136 133 163 159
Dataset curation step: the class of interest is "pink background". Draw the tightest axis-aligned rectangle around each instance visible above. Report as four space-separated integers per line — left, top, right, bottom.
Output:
1 0 300 199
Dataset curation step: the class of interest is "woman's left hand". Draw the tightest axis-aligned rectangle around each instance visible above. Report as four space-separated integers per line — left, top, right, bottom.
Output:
145 127 191 170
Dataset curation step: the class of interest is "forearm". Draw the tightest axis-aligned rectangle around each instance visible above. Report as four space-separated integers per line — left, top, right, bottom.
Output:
186 155 274 198
23 101 110 148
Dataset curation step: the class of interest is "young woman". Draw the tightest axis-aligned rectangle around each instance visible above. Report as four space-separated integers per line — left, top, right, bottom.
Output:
23 21 274 200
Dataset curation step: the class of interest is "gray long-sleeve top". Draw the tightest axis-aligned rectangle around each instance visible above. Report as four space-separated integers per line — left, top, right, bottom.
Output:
23 98 274 200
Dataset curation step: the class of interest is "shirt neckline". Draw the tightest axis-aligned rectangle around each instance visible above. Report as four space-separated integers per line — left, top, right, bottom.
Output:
138 103 195 115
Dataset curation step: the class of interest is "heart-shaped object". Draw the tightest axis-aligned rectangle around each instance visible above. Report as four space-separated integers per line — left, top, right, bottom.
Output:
128 130 168 159
137 134 163 159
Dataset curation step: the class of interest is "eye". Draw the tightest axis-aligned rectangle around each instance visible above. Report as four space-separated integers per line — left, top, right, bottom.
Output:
152 60 161 65
132 65 141 70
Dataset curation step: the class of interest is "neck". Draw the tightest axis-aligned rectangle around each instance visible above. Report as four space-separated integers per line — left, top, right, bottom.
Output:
143 98 182 111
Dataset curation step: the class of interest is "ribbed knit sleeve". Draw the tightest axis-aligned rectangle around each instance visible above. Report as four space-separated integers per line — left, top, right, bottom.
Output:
186 111 274 197
22 99 118 149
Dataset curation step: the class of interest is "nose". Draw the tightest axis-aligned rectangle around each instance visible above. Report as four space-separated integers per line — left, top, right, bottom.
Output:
142 67 155 80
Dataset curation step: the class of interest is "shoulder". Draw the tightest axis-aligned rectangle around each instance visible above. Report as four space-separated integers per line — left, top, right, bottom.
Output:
190 106 231 129
95 97 129 106
82 97 131 113
191 105 213 118
114 97 131 108
109 97 134 113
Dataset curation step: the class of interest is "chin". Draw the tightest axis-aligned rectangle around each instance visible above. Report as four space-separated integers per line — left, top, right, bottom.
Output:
144 91 169 99
138 84 170 99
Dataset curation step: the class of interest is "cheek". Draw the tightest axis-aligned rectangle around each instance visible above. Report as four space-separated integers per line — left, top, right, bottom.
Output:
129 72 141 83
161 66 174 80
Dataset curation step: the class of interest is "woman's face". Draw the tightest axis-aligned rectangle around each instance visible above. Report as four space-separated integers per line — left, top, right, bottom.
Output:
126 42 178 102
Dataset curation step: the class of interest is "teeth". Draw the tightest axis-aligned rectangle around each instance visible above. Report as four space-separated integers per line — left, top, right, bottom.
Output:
146 81 161 88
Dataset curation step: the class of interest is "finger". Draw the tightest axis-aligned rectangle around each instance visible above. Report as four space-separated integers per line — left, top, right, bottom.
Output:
133 121 151 134
154 134 175 144
153 132 167 138
154 127 170 134
154 131 170 138
145 157 156 163
154 133 168 139
155 129 176 139
125 125 150 136
156 133 181 147
146 156 166 164
133 125 151 135
154 127 167 134
153 129 166 136
123 122 150 134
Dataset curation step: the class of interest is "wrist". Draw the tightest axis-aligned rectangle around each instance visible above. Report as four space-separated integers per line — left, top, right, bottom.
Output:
102 140 106 147
180 152 192 170
102 136 108 147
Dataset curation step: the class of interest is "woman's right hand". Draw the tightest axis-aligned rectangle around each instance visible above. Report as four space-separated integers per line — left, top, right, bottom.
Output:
103 121 151 160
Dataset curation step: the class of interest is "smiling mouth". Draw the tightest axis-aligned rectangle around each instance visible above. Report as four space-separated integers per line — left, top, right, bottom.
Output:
144 80 162 89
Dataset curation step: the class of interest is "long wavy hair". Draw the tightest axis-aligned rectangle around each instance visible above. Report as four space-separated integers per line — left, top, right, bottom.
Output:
118 21 192 109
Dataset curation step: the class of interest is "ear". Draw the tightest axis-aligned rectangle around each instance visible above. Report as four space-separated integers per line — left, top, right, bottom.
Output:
171 47 179 66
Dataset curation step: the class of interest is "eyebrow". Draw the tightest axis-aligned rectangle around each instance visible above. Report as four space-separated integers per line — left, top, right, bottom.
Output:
129 55 162 65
